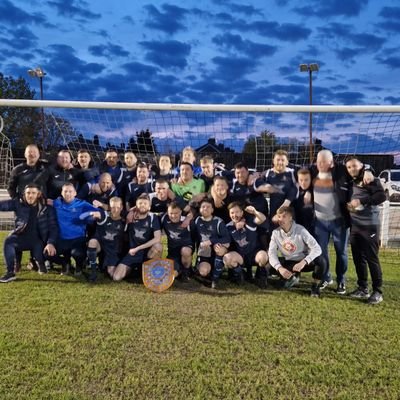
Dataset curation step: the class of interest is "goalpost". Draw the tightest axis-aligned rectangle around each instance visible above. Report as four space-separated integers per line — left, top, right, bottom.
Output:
1 99 400 256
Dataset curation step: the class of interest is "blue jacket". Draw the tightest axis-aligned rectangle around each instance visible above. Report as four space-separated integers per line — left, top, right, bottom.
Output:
0 199 58 245
53 198 98 240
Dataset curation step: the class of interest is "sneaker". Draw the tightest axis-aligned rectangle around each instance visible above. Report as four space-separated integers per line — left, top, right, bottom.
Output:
180 272 190 283
74 268 83 277
367 291 383 305
349 287 369 299
38 263 48 275
60 262 71 276
0 272 16 283
14 262 21 273
44 260 53 271
88 271 97 283
336 282 346 295
211 280 217 289
319 279 334 290
310 283 320 298
284 274 300 289
255 277 267 289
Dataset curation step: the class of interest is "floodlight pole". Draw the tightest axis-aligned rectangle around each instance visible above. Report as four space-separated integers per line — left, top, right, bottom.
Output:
28 67 46 149
300 63 319 163
309 68 313 163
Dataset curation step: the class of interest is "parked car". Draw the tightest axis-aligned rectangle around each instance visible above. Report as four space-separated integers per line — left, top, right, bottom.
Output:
379 169 400 202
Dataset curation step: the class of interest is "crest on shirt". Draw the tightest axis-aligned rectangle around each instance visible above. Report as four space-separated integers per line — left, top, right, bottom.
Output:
143 258 175 293
282 239 297 254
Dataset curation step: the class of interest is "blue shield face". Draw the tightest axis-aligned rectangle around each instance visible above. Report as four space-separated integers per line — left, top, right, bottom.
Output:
143 258 175 292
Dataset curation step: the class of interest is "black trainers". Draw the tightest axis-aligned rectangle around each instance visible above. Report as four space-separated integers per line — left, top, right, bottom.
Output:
310 283 320 298
336 282 346 295
0 272 16 283
349 287 369 299
88 270 97 283
255 276 267 289
60 262 71 276
367 291 383 305
38 263 48 275
319 279 333 290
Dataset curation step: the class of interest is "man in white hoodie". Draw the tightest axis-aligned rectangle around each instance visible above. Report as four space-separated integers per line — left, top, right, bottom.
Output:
268 206 326 297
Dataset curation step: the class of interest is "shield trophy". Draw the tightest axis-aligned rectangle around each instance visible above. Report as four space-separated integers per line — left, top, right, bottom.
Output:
142 258 175 293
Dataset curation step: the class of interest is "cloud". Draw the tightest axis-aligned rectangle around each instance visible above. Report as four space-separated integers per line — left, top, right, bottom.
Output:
294 0 368 18
88 43 129 58
376 55 400 69
139 40 191 69
377 7 400 33
379 6 400 20
331 91 365 104
214 16 311 42
43 44 105 82
1 26 38 50
384 96 400 104
47 0 101 20
212 33 278 57
144 4 188 34
210 56 259 81
0 0 52 28
215 2 264 17
334 47 363 62
121 62 160 80
319 23 385 50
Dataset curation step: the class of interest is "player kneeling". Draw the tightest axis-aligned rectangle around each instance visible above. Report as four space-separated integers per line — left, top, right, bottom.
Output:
86 197 125 282
161 202 194 281
268 206 327 297
110 194 162 282
224 203 269 289
193 198 230 289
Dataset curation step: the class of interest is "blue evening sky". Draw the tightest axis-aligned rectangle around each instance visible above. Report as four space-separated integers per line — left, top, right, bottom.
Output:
1 0 399 157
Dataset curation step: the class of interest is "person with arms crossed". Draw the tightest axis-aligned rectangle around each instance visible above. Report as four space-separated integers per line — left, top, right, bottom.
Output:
345 157 386 305
0 184 58 282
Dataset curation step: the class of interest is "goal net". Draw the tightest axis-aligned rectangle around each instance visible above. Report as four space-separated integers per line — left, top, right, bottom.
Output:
1 100 400 259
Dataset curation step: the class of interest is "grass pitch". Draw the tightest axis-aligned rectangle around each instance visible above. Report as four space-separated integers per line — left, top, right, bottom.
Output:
0 236 399 399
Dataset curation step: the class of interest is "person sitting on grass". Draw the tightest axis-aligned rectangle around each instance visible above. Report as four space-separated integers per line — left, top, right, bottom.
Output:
85 196 126 283
268 206 327 297
193 198 230 289
345 157 386 305
0 183 58 283
161 201 195 281
110 193 162 282
49 182 99 276
224 202 269 289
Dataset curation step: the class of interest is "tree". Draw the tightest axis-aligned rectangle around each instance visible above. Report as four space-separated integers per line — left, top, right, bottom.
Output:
243 129 277 155
0 73 40 149
136 128 157 154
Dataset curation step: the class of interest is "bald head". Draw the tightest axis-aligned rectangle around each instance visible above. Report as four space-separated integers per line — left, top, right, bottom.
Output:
316 150 333 173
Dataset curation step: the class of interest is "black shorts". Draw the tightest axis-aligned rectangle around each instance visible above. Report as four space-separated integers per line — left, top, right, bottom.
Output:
120 250 149 267
239 247 263 268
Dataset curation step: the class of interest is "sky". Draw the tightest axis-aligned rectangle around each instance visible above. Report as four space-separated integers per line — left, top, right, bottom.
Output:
1 0 400 157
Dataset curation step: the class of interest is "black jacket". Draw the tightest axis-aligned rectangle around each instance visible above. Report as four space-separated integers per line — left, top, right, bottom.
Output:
0 199 58 245
8 160 49 199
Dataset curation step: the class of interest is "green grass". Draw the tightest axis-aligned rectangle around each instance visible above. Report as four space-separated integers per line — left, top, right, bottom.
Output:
0 232 399 399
